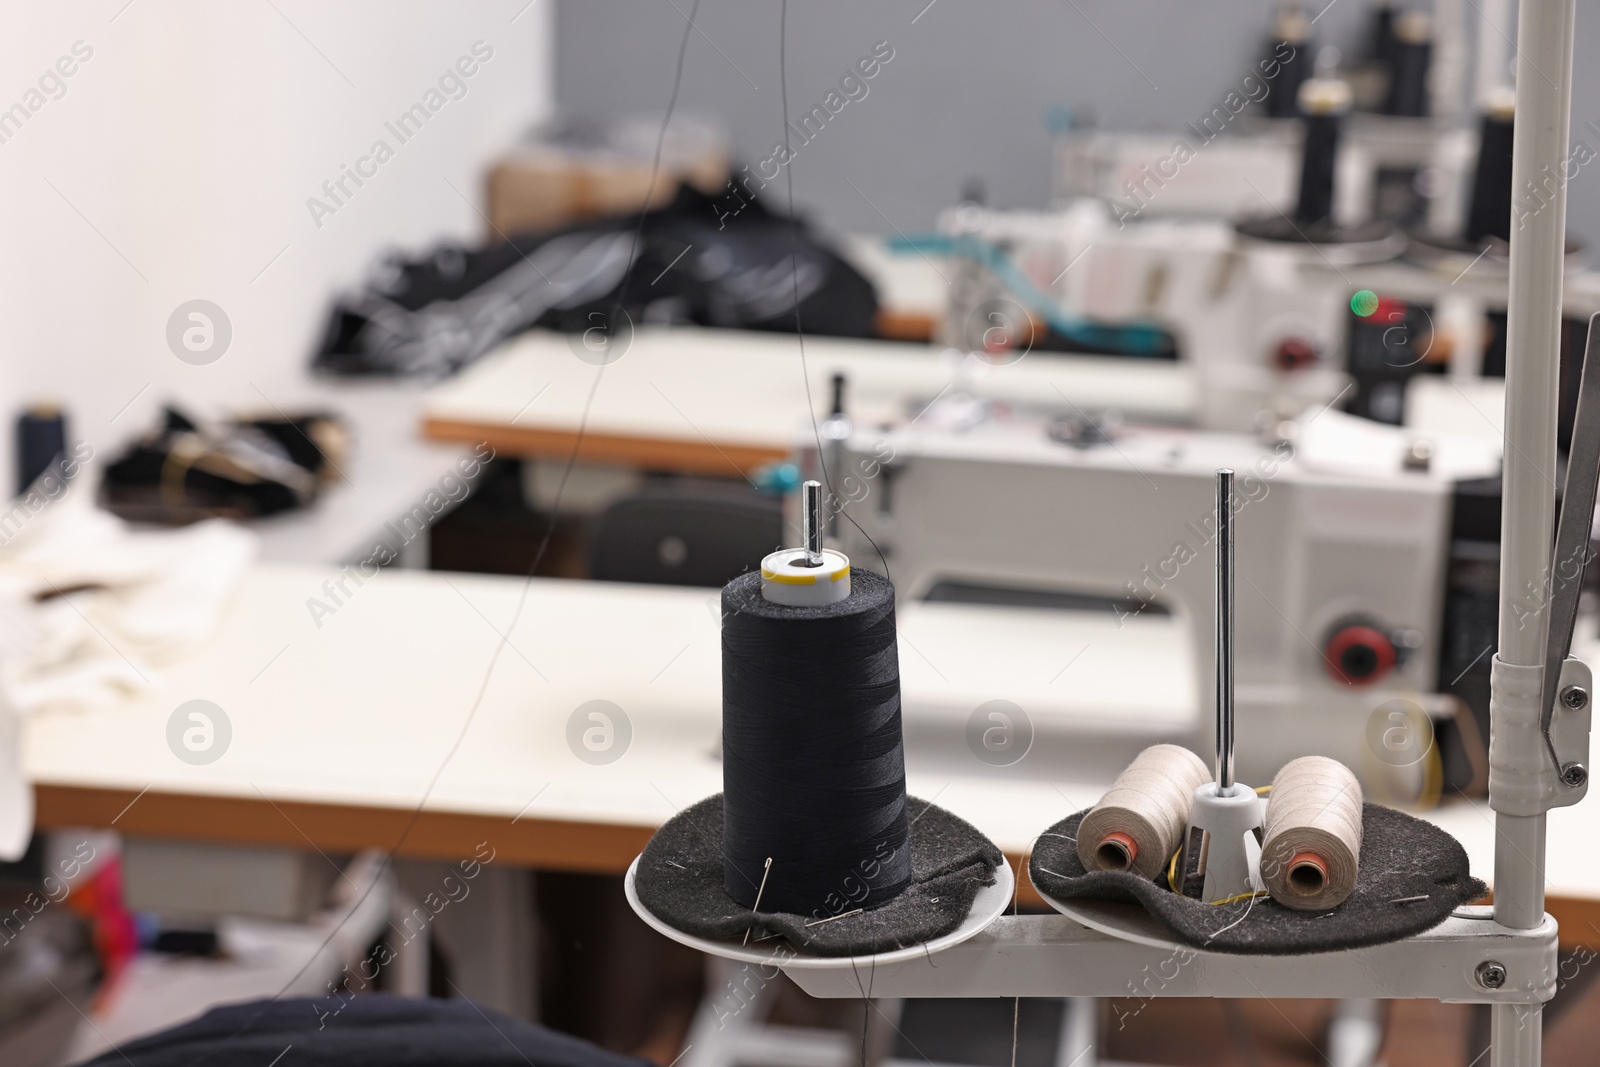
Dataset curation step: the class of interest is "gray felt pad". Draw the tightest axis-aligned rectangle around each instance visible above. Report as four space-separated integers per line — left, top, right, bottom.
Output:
634 794 1003 957
1029 804 1486 955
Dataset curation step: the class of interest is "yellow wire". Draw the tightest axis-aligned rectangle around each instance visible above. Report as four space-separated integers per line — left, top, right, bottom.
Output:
1418 729 1444 810
1359 689 1445 811
1166 848 1268 906
1255 785 1272 796
1208 890 1269 906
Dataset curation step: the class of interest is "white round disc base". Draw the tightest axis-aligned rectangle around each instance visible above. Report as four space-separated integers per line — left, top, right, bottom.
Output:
624 854 1014 969
760 548 851 606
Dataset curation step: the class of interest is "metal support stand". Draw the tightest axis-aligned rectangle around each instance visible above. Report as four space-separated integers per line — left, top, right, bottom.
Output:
629 10 1589 1067
1489 1 1582 1064
778 910 1553 1002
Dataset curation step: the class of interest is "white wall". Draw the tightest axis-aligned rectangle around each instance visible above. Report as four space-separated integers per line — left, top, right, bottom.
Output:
0 0 552 484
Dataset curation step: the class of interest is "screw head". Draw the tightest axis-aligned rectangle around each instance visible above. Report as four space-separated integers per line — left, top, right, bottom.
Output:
1561 762 1588 788
1476 961 1508 989
1561 685 1589 710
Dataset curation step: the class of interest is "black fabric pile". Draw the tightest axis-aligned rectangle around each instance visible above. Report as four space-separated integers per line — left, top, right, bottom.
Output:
634 794 1003 957
73 994 652 1067
311 185 880 379
102 406 346 522
1029 804 1485 955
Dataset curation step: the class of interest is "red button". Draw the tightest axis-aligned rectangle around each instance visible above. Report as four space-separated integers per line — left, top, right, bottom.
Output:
1273 336 1318 371
1324 624 1396 686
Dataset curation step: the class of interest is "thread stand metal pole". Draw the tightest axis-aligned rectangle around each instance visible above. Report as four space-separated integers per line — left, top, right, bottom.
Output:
1216 469 1235 790
1491 1 1575 1064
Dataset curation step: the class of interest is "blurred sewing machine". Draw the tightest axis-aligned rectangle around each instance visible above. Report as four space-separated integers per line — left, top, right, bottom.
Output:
899 2 1599 436
819 389 1512 801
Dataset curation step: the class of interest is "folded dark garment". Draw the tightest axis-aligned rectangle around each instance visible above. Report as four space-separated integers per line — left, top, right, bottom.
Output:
102 406 347 522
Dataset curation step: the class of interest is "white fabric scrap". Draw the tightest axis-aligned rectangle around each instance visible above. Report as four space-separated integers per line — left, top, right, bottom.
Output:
0 476 257 718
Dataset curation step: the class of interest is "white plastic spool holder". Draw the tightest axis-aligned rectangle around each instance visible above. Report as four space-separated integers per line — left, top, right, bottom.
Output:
760 480 851 607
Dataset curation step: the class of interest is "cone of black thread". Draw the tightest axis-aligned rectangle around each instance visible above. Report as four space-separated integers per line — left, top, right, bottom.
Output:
1465 109 1515 244
1295 111 1342 225
720 567 912 915
1384 35 1430 117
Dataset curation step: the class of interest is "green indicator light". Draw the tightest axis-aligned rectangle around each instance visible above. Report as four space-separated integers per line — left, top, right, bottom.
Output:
1351 289 1379 317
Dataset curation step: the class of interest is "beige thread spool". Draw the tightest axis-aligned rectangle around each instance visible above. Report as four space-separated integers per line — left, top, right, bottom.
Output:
1078 744 1210 879
1261 755 1363 910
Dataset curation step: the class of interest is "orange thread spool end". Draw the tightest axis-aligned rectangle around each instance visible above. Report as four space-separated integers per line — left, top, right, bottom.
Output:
1287 850 1328 895
1096 831 1139 871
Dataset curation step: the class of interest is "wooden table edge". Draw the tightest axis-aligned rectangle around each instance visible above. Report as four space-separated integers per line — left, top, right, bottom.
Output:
34 783 650 877
422 416 789 477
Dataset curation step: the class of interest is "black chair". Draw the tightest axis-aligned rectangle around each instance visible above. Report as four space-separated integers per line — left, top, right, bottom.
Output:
587 477 783 587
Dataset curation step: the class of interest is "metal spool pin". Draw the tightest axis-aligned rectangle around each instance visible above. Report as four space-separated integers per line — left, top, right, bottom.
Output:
802 480 824 567
1216 469 1235 789
1183 468 1263 903
758 479 850 607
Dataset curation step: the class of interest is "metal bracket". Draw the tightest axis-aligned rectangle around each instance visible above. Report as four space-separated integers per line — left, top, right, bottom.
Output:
780 908 1558 1006
1537 312 1600 779
1490 656 1591 815
1548 657 1592 806
1488 311 1600 818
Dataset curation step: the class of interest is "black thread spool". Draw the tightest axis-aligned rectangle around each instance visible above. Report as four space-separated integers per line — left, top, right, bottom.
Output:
1264 7 1312 121
1294 78 1352 226
720 492 912 915
16 404 67 495
1368 4 1396 70
1383 12 1431 118
1465 93 1516 245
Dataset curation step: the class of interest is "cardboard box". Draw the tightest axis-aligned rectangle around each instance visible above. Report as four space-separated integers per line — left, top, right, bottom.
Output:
485 130 729 239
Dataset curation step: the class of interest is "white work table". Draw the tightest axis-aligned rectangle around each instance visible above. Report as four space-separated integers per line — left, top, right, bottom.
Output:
25 563 1600 943
421 327 1196 475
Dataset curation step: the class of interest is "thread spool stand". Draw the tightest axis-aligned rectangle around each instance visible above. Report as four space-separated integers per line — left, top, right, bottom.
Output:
623 1 1595 1030
625 452 1560 1002
1183 469 1265 903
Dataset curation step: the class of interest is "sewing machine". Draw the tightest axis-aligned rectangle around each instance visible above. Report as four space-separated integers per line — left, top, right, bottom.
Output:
931 180 1600 439
933 10 1598 439
826 400 1502 791
932 198 1370 430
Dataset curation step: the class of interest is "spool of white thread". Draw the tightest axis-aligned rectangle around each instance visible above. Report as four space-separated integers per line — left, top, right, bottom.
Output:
1261 755 1364 911
1078 744 1211 880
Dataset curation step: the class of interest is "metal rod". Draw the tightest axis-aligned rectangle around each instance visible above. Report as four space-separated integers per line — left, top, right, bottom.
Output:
1491 1001 1541 1067
1215 469 1235 790
1494 0 1573 936
1501 1 1573 691
1491 0 1575 1062
802 480 823 566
